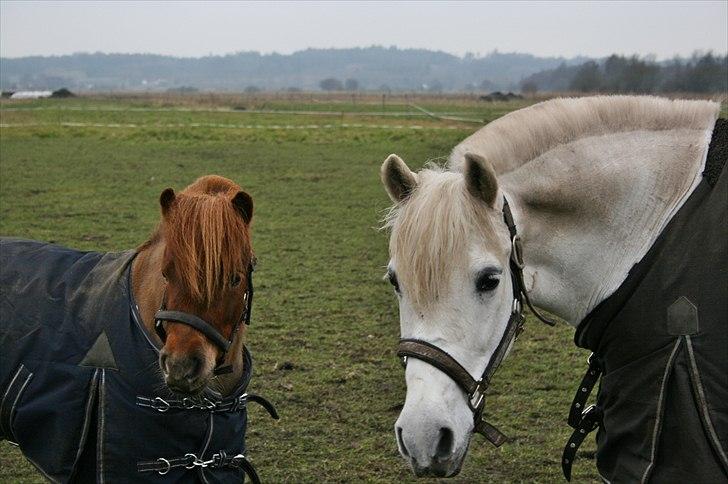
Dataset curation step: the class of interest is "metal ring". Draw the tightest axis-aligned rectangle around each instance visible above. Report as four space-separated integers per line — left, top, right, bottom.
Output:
156 458 171 475
468 382 485 411
153 397 170 412
184 453 198 469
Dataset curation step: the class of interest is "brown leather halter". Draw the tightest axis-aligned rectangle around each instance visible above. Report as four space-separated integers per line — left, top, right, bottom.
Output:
397 196 554 446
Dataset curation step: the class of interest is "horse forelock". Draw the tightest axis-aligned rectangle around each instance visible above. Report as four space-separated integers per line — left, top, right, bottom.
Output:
384 168 503 311
163 176 253 306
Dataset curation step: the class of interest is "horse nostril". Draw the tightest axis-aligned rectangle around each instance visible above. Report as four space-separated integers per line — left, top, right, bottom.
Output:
159 351 169 374
434 427 454 460
184 354 203 381
396 426 409 457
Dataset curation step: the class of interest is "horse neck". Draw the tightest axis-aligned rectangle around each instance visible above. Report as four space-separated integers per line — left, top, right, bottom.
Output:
500 128 710 326
131 239 246 397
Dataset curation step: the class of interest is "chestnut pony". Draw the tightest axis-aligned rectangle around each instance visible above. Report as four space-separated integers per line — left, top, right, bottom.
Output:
132 175 254 396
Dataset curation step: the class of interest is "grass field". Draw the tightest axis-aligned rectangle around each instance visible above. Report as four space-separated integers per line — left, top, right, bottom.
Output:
0 93 658 483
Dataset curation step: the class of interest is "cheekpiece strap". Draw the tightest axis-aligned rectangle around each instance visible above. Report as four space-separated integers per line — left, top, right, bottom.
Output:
502 196 556 327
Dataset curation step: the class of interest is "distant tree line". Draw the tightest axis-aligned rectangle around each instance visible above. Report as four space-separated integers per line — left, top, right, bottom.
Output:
521 52 727 94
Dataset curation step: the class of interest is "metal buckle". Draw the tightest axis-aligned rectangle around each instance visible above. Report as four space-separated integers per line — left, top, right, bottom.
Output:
400 355 408 369
580 404 601 431
469 381 485 411
156 458 171 475
510 235 525 269
512 298 522 315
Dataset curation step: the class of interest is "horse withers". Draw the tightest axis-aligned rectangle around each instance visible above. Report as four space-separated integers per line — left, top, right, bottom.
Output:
0 175 277 483
380 96 727 481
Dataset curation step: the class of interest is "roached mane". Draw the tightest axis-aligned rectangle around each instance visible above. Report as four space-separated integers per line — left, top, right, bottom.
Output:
157 176 252 306
449 95 719 174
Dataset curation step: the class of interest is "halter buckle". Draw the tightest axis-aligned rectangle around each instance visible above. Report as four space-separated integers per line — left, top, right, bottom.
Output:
510 235 525 269
512 298 522 315
469 381 485 411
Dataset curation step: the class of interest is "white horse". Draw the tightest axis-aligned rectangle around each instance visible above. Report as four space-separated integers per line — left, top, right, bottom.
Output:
380 96 724 479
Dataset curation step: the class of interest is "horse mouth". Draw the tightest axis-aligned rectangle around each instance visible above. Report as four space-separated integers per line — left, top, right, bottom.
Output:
166 381 207 396
411 460 463 478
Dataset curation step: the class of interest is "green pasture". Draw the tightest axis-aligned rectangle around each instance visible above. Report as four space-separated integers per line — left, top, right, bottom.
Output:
0 95 599 483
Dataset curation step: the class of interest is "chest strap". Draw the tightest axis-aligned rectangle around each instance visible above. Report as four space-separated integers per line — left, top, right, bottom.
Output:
562 353 603 481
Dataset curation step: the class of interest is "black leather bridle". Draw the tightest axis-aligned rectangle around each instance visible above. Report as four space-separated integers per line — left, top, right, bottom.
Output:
397 197 554 446
155 261 255 376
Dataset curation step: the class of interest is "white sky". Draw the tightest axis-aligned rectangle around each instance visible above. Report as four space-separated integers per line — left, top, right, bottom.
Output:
1 1 726 59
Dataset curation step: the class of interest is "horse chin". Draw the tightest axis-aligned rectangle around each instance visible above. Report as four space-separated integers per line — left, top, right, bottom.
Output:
409 452 466 478
166 379 208 397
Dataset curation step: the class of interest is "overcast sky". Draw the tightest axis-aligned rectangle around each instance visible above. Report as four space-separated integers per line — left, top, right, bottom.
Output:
1 1 726 59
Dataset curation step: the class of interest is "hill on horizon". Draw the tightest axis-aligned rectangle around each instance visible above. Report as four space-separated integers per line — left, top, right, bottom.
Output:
0 46 589 93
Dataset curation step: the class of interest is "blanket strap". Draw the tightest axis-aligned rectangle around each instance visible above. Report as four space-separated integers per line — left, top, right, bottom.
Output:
138 450 261 484
136 393 279 418
562 353 603 481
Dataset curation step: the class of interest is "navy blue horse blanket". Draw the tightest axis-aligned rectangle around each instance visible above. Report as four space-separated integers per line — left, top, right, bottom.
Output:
0 239 258 483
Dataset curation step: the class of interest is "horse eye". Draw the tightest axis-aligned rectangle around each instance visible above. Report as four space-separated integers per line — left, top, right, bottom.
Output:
388 271 401 294
475 273 500 292
231 274 242 287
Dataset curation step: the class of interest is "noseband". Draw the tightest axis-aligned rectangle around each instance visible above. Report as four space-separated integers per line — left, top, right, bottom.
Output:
155 262 255 376
397 197 554 446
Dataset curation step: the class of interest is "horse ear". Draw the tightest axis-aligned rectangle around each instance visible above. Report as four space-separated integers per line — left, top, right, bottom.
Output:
381 154 418 203
231 191 254 224
159 188 176 215
464 153 498 207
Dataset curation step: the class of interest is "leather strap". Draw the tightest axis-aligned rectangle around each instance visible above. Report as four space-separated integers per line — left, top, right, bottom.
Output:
502 197 556 327
155 310 231 352
562 405 602 481
561 354 604 480
567 353 602 428
397 340 478 396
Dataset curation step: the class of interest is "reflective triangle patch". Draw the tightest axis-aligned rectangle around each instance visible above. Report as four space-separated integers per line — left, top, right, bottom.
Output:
79 330 118 370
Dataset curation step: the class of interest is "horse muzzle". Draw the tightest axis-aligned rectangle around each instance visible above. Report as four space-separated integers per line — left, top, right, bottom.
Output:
160 348 211 395
395 411 469 478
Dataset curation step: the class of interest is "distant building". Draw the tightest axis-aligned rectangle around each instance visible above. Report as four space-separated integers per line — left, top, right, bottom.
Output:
10 91 52 99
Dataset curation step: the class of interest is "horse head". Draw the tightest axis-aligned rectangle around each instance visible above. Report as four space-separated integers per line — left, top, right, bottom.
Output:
381 153 515 477
153 175 254 396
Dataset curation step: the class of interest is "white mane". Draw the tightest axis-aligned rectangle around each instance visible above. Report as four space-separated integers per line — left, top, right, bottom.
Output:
449 95 720 174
